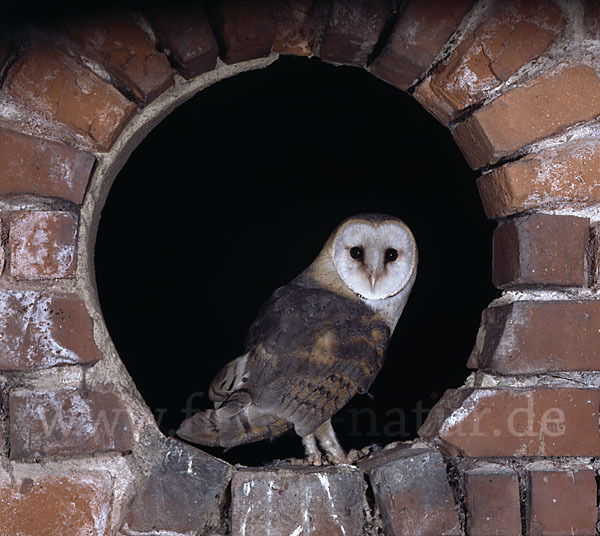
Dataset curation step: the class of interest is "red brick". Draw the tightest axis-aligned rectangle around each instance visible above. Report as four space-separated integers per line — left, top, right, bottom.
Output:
453 64 600 169
6 42 136 151
319 0 392 68
0 128 94 204
122 438 232 536
370 0 474 90
465 465 521 536
415 0 564 125
146 4 219 79
419 387 600 457
468 300 600 374
273 0 328 57
231 466 364 535
528 468 597 535
9 210 78 280
478 137 600 218
363 447 460 536
64 14 174 106
207 0 276 64
0 290 101 371
9 386 133 460
591 223 600 288
493 213 589 289
0 467 113 536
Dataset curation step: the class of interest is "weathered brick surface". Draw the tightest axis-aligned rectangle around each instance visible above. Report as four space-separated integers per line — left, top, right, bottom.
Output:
468 300 600 374
478 137 600 218
122 438 232 536
415 0 564 124
6 42 136 151
370 0 474 90
319 0 392 68
0 291 101 371
273 0 327 56
493 213 589 289
465 464 521 536
65 14 174 106
528 467 597 535
146 4 219 79
9 387 133 460
0 467 113 536
231 466 364 535
453 64 600 169
363 447 461 536
9 210 78 280
207 0 276 64
591 223 600 288
419 387 600 457
0 128 94 204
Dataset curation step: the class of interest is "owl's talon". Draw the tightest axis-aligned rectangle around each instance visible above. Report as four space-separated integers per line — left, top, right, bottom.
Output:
326 452 347 465
306 452 323 466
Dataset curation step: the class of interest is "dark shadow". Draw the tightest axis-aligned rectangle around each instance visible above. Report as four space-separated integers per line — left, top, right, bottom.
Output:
95 54 498 466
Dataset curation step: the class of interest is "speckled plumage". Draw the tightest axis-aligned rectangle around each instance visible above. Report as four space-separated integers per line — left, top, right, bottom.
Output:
177 214 417 463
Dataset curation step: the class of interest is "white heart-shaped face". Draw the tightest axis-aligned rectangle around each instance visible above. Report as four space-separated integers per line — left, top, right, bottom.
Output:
332 219 417 300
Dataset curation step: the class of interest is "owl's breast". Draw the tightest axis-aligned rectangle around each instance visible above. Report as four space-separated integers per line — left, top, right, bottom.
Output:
246 281 391 395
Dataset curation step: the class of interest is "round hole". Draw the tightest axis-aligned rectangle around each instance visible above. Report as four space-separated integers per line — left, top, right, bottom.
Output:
95 55 497 466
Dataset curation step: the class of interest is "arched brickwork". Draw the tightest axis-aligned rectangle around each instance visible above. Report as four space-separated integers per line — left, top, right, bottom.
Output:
0 1 599 534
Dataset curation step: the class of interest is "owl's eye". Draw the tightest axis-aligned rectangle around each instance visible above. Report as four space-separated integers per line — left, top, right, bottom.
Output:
349 246 364 260
385 248 398 262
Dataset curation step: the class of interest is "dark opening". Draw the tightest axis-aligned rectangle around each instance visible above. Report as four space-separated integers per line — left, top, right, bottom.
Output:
95 55 497 466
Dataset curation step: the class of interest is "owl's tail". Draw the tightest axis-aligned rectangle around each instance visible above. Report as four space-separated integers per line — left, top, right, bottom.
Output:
176 392 292 448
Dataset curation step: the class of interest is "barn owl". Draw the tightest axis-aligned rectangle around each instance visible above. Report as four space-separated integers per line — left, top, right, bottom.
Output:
177 213 417 464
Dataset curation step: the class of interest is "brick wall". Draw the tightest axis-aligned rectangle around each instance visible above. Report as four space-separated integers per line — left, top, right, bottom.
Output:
0 1 599 534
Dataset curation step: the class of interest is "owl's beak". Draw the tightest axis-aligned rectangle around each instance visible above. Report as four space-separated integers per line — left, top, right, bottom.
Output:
369 274 378 290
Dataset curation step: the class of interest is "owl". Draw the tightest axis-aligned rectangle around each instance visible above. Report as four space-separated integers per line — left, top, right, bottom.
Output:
177 213 417 464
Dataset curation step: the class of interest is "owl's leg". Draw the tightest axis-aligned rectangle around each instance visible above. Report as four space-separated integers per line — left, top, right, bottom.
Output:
314 419 347 464
302 433 323 466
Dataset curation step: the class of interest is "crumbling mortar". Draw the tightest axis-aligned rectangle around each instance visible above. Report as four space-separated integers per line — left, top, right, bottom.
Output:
440 452 468 535
47 30 120 92
406 0 496 94
514 461 529 536
468 370 600 389
362 471 386 536
365 0 405 69
478 118 600 182
0 194 81 214
306 0 333 58
538 201 600 224
491 287 600 308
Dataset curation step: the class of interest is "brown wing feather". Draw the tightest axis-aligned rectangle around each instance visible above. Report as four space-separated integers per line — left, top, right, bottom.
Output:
246 277 390 437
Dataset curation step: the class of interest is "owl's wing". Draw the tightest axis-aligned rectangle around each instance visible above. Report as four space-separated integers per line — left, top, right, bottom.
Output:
246 281 390 437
